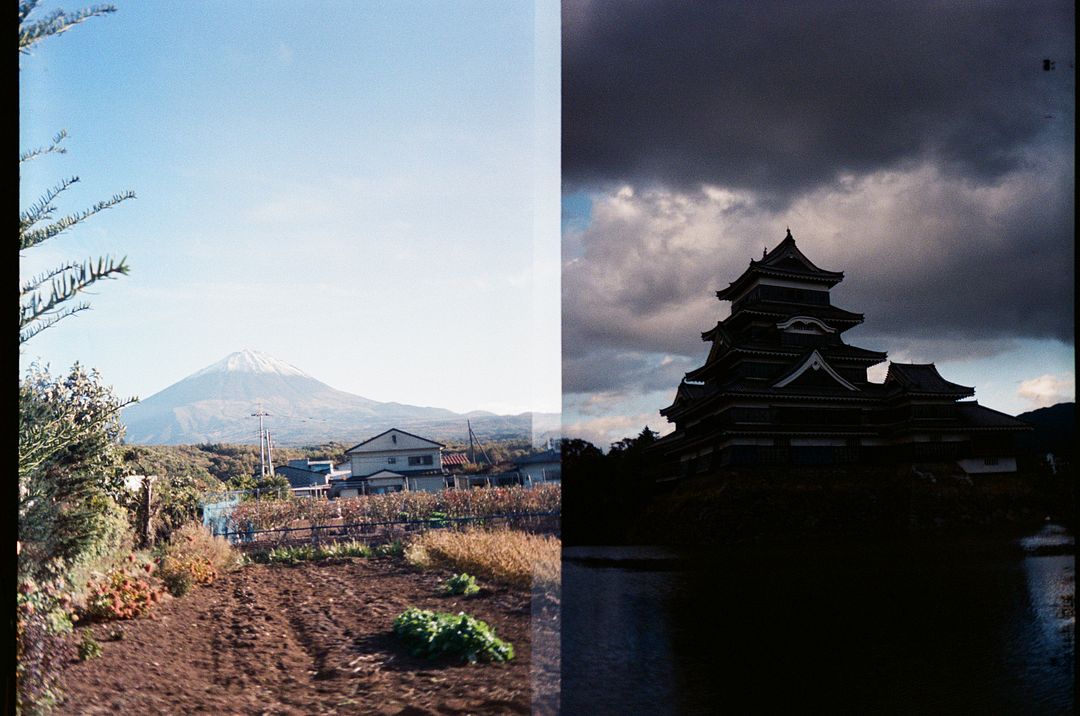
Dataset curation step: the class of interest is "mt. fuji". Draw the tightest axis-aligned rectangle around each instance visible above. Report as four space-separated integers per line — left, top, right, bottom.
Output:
121 350 558 446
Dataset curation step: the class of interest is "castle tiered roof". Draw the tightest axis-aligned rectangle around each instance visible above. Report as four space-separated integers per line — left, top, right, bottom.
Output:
654 228 1031 473
715 229 845 301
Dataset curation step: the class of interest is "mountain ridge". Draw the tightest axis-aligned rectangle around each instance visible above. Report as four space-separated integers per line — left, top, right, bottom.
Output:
121 350 560 446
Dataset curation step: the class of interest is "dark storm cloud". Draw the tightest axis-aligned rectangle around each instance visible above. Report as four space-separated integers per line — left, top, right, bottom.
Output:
562 348 695 395
563 0 1075 201
562 151 1074 394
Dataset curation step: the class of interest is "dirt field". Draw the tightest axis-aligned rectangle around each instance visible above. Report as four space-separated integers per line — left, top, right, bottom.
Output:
58 556 559 715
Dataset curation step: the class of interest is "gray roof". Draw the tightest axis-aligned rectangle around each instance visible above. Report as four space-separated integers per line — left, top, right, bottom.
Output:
885 363 974 396
955 402 1033 430
274 464 330 488
514 449 561 465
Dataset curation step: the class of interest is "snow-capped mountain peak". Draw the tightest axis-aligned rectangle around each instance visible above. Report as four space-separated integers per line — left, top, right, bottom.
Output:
189 349 311 379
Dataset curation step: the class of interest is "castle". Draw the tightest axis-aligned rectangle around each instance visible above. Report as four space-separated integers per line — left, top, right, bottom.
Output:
654 230 1031 476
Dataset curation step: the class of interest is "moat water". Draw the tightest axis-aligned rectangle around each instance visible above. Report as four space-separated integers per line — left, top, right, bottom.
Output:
561 526 1074 714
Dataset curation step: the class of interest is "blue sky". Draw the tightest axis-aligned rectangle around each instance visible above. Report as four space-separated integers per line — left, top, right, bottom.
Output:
20 0 560 416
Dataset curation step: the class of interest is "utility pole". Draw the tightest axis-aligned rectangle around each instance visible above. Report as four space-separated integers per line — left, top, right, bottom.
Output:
467 420 492 467
252 406 271 478
266 430 274 476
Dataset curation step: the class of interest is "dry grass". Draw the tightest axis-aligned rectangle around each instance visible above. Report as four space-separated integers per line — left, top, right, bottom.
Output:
405 528 560 590
157 522 239 595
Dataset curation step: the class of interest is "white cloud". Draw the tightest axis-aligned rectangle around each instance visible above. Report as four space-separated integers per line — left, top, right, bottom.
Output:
1017 374 1075 409
561 412 673 450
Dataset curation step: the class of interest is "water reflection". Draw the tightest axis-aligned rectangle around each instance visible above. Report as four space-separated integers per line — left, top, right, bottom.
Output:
563 530 1074 714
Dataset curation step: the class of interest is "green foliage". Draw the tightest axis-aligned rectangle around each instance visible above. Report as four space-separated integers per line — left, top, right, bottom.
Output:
248 540 373 565
161 569 193 597
77 631 102 661
440 438 534 466
375 540 406 558
393 607 514 663
443 572 480 597
16 577 76 715
118 447 220 544
19 364 135 590
562 428 660 545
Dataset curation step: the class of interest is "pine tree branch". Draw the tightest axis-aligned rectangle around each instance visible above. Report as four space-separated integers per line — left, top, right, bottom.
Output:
19 176 80 239
19 3 118 55
20 260 85 297
19 256 130 345
19 190 135 250
19 130 69 164
19 307 90 346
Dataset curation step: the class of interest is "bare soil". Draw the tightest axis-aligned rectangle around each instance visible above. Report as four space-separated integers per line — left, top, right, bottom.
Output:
58 557 558 715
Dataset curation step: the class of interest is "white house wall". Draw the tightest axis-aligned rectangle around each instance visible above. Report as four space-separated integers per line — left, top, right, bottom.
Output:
519 462 561 484
407 475 448 493
350 447 442 477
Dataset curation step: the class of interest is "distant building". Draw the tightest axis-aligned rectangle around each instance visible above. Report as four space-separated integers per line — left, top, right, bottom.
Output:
329 428 450 497
513 448 561 485
654 230 1032 476
275 458 348 499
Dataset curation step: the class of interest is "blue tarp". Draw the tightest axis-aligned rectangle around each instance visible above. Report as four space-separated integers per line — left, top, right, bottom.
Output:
201 492 242 537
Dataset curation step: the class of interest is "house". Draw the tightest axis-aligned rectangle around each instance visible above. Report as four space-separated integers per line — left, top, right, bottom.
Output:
329 428 450 497
275 459 348 499
513 448 561 485
654 229 1032 476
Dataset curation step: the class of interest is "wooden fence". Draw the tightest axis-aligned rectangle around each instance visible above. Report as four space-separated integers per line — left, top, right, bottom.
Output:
215 511 561 550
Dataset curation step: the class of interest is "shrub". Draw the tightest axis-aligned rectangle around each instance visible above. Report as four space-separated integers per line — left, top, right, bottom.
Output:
443 573 480 597
161 568 194 597
19 365 133 585
406 528 560 590
83 556 164 621
16 576 76 714
77 631 102 660
393 607 514 663
156 521 237 595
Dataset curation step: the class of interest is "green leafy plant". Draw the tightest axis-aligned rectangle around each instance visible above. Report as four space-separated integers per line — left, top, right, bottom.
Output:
443 572 480 597
77 631 102 660
248 540 373 565
392 607 514 664
161 569 193 597
375 540 405 558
